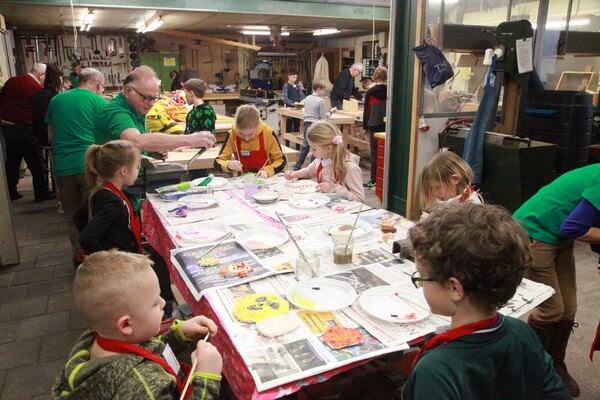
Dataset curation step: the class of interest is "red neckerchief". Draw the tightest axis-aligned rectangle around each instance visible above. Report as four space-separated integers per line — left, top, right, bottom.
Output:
94 334 193 398
235 131 268 173
412 314 499 368
459 185 475 204
316 159 337 184
102 181 142 253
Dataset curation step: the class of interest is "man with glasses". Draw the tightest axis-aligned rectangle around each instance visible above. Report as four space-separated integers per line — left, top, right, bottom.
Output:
46 68 107 265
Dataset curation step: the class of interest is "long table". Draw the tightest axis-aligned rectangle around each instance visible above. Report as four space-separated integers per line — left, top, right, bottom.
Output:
142 178 554 399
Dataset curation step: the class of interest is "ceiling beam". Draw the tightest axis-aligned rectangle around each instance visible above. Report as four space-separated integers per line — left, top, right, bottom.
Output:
159 29 261 51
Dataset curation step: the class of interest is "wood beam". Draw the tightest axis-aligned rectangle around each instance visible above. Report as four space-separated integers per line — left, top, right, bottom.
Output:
159 29 260 51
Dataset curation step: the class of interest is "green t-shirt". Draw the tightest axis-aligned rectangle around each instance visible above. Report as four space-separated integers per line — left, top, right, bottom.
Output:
514 164 600 245
95 92 146 145
46 89 106 177
69 72 79 89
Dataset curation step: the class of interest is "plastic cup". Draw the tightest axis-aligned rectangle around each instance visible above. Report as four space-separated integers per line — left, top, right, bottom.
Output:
294 249 320 280
243 174 258 198
333 236 355 265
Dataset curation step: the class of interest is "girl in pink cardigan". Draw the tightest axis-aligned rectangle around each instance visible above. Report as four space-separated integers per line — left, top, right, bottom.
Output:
285 121 365 203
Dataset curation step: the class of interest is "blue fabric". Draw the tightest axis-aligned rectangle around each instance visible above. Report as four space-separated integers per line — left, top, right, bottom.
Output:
294 121 313 170
559 198 600 239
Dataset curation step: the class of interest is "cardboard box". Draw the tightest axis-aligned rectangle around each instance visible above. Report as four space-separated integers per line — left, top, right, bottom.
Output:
343 99 359 112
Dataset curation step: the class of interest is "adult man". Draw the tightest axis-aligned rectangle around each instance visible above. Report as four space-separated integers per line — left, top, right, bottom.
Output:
330 63 363 110
0 62 55 201
513 164 600 397
46 68 106 262
70 62 81 89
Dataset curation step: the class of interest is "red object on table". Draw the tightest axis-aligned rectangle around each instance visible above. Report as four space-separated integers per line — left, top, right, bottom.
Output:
376 137 385 201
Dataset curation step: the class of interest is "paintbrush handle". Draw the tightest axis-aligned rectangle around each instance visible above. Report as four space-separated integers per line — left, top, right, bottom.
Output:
179 357 198 400
345 205 363 252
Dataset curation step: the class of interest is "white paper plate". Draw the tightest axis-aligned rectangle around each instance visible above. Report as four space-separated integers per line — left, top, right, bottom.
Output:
207 177 227 188
178 194 218 209
235 228 288 250
359 286 430 323
287 278 357 312
289 193 330 209
213 213 264 226
287 180 317 194
322 219 373 238
176 222 230 243
253 190 279 203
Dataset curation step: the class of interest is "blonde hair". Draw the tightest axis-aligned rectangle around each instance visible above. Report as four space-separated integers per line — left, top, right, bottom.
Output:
234 104 260 130
84 140 140 215
372 66 388 83
183 78 207 98
74 250 154 332
418 151 475 212
307 121 349 183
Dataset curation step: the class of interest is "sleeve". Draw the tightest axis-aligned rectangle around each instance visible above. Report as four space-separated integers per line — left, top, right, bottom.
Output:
559 198 600 239
202 106 217 136
262 131 286 176
362 92 371 124
191 373 222 400
281 83 293 106
299 86 306 101
158 320 193 354
213 132 235 173
332 161 365 203
78 193 125 254
107 109 141 138
331 72 349 101
304 158 320 179
402 357 460 400
317 98 330 120
352 85 363 101
73 200 90 233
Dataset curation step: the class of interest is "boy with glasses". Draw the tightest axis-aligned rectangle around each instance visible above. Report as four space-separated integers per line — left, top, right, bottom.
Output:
403 203 569 400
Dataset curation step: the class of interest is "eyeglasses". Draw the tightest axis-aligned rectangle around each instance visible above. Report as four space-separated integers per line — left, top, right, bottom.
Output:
129 86 161 103
411 270 437 289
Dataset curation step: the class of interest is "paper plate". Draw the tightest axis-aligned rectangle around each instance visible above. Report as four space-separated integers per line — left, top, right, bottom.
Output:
322 219 373 238
176 222 230 244
359 286 430 323
213 213 264 226
235 228 288 250
287 278 357 312
178 194 218 209
207 177 227 188
287 180 317 194
253 190 279 203
289 193 330 209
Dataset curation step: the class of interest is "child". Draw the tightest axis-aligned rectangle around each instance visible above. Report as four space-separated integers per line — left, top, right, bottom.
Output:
73 140 142 255
362 66 387 189
417 150 482 219
282 68 305 133
213 104 286 179
183 78 216 136
403 203 570 399
293 81 337 171
285 120 365 203
51 250 222 399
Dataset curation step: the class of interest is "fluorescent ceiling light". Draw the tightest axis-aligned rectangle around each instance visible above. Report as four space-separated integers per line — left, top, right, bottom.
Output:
80 23 91 32
545 18 590 29
313 29 340 36
82 10 95 25
243 25 270 30
138 16 164 33
242 30 290 36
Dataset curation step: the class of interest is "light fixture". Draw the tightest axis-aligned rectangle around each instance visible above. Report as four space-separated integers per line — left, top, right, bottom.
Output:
313 29 340 36
545 18 590 29
242 30 290 36
80 9 94 31
137 16 164 33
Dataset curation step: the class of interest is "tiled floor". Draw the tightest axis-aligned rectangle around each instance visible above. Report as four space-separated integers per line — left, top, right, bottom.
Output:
1 172 599 399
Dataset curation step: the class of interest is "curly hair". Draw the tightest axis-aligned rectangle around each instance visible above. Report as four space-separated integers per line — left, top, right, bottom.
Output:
409 203 531 313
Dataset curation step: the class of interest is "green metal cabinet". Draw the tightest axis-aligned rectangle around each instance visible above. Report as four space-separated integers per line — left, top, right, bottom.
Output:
138 52 180 93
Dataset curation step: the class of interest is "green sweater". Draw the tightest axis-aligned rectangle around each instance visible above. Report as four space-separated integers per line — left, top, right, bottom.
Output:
402 314 570 400
52 322 221 399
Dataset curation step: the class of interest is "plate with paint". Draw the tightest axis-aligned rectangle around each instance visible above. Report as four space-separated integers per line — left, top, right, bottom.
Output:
359 286 430 323
289 193 330 209
235 228 288 250
286 278 357 312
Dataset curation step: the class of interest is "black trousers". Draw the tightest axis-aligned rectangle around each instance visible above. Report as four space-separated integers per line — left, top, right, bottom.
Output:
2 123 49 197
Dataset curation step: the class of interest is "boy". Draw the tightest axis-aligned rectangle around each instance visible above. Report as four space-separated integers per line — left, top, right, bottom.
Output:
213 104 286 179
282 68 305 133
293 81 337 171
403 204 570 400
362 66 387 189
52 250 223 399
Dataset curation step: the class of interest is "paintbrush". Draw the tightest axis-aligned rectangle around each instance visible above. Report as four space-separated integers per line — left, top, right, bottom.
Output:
179 332 210 400
274 211 310 268
197 234 230 263
345 205 363 253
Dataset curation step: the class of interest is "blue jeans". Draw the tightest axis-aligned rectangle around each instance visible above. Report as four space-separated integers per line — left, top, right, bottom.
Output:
294 121 314 170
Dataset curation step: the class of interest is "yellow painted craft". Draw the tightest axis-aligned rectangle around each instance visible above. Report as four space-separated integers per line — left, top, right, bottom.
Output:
233 293 289 323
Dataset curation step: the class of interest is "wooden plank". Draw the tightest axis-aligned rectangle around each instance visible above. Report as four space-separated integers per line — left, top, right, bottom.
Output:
159 29 261 51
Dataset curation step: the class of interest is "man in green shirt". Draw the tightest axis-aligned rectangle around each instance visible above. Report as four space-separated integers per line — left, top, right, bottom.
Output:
47 68 106 263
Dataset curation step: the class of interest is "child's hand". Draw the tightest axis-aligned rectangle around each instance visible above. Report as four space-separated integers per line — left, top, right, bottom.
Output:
228 160 243 172
284 170 295 180
192 341 223 375
174 146 191 152
256 169 269 179
316 182 336 193
180 316 218 340
330 107 338 113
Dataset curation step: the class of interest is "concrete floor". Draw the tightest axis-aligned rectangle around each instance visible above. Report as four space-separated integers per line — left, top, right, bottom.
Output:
0 172 599 399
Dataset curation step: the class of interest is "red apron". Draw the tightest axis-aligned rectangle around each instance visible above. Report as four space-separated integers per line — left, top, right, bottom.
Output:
95 334 193 399
103 181 142 254
236 132 268 173
412 314 499 368
316 159 337 184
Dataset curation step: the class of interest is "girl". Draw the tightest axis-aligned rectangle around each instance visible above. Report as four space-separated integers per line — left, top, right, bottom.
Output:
73 140 141 255
285 120 365 203
417 150 482 219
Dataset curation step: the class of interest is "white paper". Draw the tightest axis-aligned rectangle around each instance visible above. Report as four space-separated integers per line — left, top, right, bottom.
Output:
516 37 533 74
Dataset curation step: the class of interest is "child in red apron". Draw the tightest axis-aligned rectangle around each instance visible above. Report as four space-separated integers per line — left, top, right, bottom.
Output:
417 150 483 220
402 204 570 399
213 104 286 179
284 120 365 203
